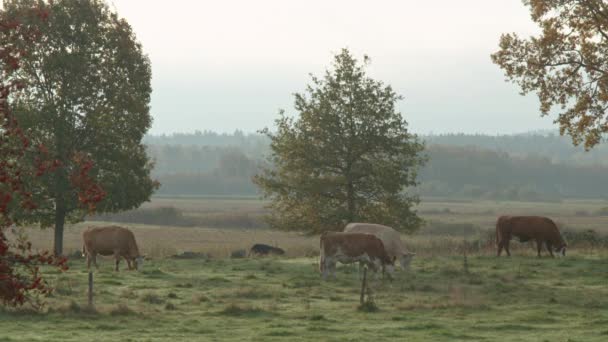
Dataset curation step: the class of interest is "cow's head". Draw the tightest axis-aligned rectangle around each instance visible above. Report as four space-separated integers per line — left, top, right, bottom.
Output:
399 252 415 270
554 244 567 257
135 255 146 270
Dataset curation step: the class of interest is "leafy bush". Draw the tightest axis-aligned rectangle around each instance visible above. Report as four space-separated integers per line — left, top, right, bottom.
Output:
561 229 608 248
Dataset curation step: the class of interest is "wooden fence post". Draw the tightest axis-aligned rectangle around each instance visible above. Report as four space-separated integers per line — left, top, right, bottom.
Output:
360 267 367 305
88 271 94 307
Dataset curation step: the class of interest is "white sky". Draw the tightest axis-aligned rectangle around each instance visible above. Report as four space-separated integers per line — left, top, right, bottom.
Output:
108 0 552 135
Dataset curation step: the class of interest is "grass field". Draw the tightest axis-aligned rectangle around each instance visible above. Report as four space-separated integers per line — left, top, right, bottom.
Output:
1 254 607 341
2 197 608 341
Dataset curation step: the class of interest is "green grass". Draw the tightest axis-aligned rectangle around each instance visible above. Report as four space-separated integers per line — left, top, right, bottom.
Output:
7 197 608 340
1 253 607 341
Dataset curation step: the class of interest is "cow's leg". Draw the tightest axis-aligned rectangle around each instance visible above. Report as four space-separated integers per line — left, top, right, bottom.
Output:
319 255 325 278
321 258 331 280
497 240 504 257
92 253 99 269
536 239 542 257
384 265 394 281
504 239 511 257
367 261 381 280
546 241 554 258
114 251 121 271
86 253 91 270
126 258 134 270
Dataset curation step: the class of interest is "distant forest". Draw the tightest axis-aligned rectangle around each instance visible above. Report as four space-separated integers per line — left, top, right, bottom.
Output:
143 131 608 200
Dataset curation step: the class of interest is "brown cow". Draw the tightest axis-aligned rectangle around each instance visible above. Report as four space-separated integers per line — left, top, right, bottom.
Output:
496 216 567 258
344 222 415 270
319 232 396 279
82 226 144 271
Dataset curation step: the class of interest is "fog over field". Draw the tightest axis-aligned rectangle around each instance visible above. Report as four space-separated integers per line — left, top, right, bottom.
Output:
109 0 553 136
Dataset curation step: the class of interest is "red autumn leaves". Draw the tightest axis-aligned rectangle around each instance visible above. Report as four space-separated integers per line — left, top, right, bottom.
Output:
1 4 104 307
71 152 107 212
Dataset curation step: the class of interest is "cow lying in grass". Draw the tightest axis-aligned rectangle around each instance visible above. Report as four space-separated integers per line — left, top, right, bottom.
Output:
248 243 285 257
82 226 145 271
496 216 567 257
319 232 395 280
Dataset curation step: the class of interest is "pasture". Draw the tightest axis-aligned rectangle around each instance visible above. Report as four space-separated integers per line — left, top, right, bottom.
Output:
2 197 608 341
1 254 607 341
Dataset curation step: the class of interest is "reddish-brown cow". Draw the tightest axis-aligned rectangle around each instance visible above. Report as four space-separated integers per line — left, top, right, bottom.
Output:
496 216 567 257
82 226 144 271
319 232 395 279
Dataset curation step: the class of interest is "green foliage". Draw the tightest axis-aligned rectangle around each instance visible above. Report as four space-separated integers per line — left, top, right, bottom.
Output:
254 49 425 233
2 0 158 254
492 0 608 149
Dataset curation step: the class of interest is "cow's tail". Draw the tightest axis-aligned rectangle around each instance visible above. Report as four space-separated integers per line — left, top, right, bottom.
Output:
82 244 86 258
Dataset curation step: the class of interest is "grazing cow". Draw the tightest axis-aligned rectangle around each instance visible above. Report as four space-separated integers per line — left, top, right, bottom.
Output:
82 226 144 271
496 216 567 257
248 243 285 257
319 232 395 279
344 222 415 270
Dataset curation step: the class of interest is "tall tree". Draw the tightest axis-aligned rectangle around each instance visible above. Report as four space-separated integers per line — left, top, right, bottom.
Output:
254 49 425 234
2 0 158 255
1 4 87 307
492 0 608 149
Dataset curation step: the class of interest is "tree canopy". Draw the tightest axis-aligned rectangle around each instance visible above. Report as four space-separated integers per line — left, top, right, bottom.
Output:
492 0 608 149
1 0 158 255
1 4 75 307
254 49 425 234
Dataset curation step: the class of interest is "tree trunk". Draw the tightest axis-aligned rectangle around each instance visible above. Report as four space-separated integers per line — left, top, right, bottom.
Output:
347 181 355 223
53 199 66 256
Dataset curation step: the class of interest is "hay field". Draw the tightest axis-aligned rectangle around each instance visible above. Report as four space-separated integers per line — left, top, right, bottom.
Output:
18 197 608 259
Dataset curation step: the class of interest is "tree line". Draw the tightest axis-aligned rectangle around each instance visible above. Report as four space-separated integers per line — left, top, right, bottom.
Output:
146 130 608 167
147 136 608 200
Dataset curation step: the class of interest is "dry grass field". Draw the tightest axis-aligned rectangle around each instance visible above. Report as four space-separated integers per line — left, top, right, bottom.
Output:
15 196 608 259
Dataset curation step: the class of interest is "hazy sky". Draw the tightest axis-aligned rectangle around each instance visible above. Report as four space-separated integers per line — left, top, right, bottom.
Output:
109 0 553 135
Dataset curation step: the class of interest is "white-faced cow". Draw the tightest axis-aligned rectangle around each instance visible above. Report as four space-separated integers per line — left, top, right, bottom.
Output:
344 222 415 270
319 232 395 280
82 226 144 271
496 216 567 257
